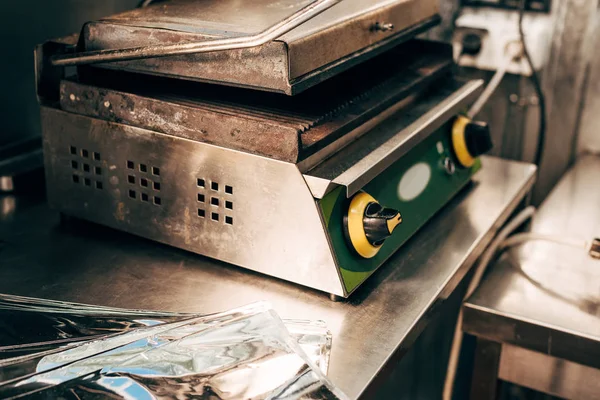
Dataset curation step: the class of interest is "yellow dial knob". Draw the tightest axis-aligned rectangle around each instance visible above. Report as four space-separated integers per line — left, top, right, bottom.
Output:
344 192 402 259
452 115 493 168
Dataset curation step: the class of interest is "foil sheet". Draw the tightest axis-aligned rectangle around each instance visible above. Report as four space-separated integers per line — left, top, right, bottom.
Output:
0 294 344 400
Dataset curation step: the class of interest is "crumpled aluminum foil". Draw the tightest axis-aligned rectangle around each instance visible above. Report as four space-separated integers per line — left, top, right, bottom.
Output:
0 294 345 400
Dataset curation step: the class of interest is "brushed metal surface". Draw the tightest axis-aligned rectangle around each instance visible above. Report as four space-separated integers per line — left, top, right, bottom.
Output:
41 106 345 296
499 344 600 400
52 0 342 66
80 0 439 94
464 155 600 369
282 0 438 80
0 156 535 399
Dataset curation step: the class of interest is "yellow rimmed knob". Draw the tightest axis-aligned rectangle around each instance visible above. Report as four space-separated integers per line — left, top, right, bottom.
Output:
452 115 493 168
344 192 402 259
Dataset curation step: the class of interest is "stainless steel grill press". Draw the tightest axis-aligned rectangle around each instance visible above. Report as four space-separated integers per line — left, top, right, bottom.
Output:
36 0 493 299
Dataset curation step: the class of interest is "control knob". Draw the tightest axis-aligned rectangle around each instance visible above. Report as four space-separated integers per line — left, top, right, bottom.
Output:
344 192 402 259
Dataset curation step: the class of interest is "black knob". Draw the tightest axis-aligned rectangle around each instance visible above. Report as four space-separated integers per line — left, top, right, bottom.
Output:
344 192 403 259
363 202 402 247
461 33 482 56
464 120 493 157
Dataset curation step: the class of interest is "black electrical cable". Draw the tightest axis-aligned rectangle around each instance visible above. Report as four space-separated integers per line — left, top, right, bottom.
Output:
519 0 546 167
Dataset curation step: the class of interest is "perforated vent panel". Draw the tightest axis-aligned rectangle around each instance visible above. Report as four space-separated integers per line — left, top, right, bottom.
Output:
126 160 162 206
69 146 104 190
197 178 234 225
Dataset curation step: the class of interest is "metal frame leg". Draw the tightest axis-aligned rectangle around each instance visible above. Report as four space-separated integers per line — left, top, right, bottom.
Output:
470 338 502 400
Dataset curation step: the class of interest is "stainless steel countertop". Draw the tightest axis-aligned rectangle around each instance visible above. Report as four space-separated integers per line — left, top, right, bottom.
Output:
0 156 535 399
464 154 600 369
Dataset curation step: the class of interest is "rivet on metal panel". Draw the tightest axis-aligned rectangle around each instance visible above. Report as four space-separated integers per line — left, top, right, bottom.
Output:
372 22 394 32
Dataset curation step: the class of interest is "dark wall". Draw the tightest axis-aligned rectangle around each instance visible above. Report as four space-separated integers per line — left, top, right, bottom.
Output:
0 0 139 147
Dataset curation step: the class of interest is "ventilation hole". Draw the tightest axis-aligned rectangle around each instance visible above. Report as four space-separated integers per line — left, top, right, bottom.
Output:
129 190 136 199
140 164 147 173
140 178 148 188
211 197 219 207
197 178 205 188
128 175 135 184
154 196 162 206
197 194 205 203
127 161 134 169
83 164 90 173
84 178 91 186
211 212 219 221
95 166 102 175
70 146 77 155
153 181 161 191
198 209 205 218
81 149 89 158
211 181 219 191
96 181 103 190
152 167 160 176
225 185 233 195
225 216 233 225
141 193 149 202
225 201 233 210
93 152 101 161
72 175 79 183
71 160 78 169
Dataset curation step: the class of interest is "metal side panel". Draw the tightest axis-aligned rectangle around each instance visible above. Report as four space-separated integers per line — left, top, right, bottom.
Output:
40 107 345 296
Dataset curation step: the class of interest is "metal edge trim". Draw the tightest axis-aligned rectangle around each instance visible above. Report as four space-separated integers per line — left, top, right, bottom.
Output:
463 302 600 345
334 80 484 198
298 93 421 174
302 174 340 199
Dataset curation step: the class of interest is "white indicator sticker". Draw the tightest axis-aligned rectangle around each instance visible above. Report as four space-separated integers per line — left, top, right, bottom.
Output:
398 162 431 201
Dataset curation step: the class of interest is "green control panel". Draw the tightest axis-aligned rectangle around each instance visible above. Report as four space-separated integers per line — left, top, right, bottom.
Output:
318 120 482 294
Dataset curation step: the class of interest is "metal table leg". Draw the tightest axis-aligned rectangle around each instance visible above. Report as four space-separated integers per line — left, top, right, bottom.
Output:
470 338 502 400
